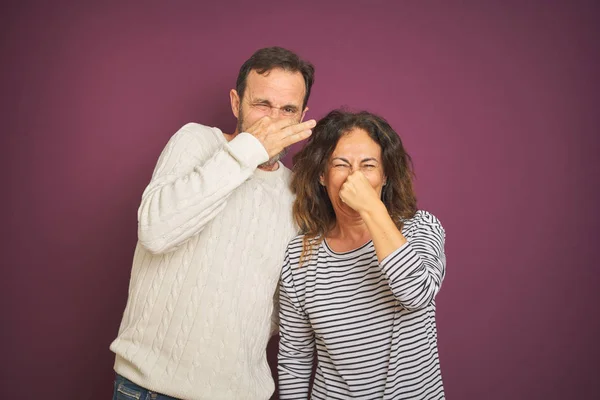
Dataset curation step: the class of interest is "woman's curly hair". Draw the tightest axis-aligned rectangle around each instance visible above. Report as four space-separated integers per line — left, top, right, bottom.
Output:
291 109 417 264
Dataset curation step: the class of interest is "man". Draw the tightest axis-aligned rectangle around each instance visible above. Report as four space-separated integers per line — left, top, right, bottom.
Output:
110 47 316 400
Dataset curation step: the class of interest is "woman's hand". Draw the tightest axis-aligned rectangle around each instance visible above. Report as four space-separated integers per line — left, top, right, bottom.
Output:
338 170 382 214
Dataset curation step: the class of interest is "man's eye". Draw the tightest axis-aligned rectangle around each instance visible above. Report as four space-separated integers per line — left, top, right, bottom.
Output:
254 103 270 111
283 107 296 114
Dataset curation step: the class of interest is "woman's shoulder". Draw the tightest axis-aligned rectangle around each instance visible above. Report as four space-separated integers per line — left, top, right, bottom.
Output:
402 210 445 236
285 234 305 255
284 234 323 268
287 233 323 249
406 209 442 224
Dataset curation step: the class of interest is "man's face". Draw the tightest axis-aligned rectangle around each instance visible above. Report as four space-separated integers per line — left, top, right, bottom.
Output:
231 68 307 135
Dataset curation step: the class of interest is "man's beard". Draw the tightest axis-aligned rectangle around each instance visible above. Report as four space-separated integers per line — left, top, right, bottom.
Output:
259 146 289 168
237 108 292 168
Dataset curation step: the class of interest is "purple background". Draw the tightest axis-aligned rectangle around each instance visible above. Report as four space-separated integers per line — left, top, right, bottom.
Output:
3 1 599 399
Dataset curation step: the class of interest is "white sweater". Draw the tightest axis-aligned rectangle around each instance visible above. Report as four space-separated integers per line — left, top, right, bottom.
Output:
110 123 297 400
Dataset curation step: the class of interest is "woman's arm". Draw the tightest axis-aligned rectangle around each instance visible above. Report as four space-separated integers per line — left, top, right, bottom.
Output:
377 211 446 310
339 172 446 310
278 251 315 399
338 170 406 262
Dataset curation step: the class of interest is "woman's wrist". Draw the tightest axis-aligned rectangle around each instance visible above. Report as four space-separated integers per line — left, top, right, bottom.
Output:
359 199 388 221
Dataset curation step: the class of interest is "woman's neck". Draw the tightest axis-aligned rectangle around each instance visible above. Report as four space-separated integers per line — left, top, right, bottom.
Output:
326 213 372 252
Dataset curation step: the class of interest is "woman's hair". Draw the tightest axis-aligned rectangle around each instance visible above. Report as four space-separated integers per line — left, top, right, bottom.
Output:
291 109 417 264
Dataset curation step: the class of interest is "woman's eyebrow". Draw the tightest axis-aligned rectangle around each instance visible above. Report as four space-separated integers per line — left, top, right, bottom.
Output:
331 157 350 163
360 158 380 163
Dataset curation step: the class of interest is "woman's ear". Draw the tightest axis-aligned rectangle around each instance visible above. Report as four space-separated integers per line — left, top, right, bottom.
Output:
301 107 309 121
319 174 325 186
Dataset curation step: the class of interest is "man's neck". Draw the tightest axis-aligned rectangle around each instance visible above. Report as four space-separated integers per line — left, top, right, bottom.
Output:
223 131 236 142
257 162 279 171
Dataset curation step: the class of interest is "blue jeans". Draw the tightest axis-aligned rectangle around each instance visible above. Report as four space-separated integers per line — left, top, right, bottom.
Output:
113 374 180 400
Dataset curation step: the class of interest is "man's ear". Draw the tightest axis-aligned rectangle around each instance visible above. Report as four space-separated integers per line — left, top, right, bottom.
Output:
230 89 240 119
301 107 309 121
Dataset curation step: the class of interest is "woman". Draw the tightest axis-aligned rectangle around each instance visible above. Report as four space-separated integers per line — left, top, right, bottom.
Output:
278 110 446 399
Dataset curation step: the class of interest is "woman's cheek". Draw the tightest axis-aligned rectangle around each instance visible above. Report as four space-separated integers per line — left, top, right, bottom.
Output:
329 171 348 187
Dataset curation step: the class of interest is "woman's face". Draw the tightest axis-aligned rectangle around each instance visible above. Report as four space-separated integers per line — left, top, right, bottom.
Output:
320 128 386 215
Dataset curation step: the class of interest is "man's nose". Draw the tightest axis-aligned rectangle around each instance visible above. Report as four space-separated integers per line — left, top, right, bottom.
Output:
268 106 283 118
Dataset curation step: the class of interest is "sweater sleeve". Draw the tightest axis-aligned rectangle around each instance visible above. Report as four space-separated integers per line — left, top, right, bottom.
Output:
278 250 314 399
380 211 446 311
137 124 269 254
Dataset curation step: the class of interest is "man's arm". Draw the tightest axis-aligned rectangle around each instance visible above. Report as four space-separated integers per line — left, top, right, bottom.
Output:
137 124 269 254
138 118 315 254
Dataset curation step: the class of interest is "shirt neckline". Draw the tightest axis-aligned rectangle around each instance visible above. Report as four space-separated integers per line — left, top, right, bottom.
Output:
322 238 374 259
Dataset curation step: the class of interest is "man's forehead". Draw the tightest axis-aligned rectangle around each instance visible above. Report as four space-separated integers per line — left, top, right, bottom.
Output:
245 69 305 104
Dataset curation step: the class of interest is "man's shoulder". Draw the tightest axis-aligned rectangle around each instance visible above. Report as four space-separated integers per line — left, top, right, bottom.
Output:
162 123 225 157
177 123 224 142
279 163 293 181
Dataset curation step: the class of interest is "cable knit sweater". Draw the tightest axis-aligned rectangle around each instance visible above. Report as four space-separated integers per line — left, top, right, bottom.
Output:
110 123 297 400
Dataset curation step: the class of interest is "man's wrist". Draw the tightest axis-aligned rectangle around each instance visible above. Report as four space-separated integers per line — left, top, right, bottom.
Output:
228 132 270 167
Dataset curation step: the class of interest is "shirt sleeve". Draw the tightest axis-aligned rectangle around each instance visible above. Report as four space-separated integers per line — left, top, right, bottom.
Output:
137 124 269 254
278 249 314 399
379 211 446 310
270 284 280 337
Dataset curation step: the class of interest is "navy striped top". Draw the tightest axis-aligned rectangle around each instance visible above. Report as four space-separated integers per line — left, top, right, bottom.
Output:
278 210 446 399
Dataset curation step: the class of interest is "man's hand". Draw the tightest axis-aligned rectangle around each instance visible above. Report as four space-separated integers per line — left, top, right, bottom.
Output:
244 117 316 159
339 170 382 214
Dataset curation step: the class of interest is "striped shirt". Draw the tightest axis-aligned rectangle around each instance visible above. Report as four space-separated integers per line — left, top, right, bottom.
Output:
278 210 446 400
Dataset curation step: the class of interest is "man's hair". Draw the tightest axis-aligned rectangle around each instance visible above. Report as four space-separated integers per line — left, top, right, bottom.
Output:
291 109 418 264
236 47 315 110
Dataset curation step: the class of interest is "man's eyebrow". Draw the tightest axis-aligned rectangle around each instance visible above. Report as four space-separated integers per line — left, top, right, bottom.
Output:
253 98 273 105
253 98 300 110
